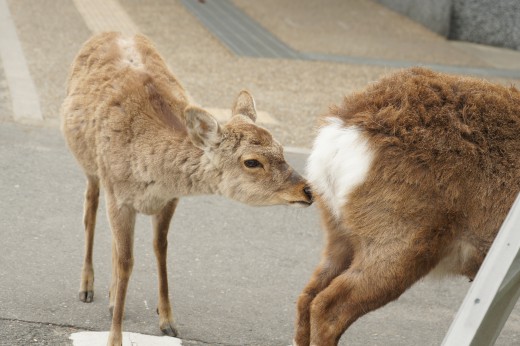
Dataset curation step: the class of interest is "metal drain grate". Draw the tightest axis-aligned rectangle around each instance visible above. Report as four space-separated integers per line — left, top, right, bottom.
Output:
181 0 301 59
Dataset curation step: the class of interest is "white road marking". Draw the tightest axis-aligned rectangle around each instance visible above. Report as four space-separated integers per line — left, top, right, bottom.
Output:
72 0 139 35
0 0 42 121
70 331 183 346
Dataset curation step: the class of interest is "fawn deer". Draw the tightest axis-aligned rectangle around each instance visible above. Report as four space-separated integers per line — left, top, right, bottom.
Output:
294 67 520 345
61 32 312 346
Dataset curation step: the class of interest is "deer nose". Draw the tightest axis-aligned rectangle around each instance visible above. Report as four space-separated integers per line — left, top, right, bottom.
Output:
303 185 313 202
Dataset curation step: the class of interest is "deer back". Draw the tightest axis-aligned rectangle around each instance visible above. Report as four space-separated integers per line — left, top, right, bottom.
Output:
308 67 520 274
62 32 190 179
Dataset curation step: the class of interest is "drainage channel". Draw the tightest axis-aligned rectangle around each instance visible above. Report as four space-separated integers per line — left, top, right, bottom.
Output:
181 0 301 59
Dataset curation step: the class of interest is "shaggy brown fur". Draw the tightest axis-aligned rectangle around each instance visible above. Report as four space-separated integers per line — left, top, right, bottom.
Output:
294 67 520 345
61 32 312 346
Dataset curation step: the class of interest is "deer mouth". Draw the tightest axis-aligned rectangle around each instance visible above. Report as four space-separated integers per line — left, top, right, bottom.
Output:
289 200 313 207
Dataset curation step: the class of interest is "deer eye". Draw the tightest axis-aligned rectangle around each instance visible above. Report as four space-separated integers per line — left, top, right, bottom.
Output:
244 159 262 168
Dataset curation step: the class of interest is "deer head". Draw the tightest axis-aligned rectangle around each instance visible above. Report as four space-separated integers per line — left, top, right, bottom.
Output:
185 91 313 207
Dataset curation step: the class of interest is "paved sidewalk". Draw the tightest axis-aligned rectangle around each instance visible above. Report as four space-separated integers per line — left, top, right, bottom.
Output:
5 0 520 146
1 1 520 345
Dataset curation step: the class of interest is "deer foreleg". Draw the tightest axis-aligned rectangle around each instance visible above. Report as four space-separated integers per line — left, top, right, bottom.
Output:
153 198 179 337
106 196 136 346
79 175 99 303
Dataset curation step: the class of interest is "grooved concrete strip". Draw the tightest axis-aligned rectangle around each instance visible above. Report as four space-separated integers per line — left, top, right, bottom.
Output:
72 0 138 35
182 0 520 79
181 0 301 59
0 0 42 121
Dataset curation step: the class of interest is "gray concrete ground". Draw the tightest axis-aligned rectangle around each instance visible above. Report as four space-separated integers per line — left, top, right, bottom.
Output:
1 0 520 345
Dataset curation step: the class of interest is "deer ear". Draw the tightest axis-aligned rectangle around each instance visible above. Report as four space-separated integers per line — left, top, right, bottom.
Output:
184 106 222 149
232 90 257 123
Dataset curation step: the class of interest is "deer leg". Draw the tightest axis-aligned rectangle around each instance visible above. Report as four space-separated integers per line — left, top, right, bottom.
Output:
308 239 440 346
79 175 99 303
108 237 118 316
106 196 136 346
294 230 354 346
152 198 179 337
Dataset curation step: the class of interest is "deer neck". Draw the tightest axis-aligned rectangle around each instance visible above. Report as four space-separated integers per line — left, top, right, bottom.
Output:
157 135 223 197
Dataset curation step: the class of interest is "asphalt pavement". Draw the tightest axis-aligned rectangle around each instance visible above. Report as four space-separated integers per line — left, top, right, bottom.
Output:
2 0 520 345
3 119 519 346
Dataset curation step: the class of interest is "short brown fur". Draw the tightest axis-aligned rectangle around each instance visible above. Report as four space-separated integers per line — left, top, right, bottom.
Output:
294 68 520 345
61 32 312 346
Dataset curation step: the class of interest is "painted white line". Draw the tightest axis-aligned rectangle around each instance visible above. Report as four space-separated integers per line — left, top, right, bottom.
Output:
70 331 183 346
73 0 139 35
205 107 279 125
0 0 42 121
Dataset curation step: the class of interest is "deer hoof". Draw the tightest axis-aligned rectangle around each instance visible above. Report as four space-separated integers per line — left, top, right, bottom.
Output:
79 290 94 303
160 323 178 337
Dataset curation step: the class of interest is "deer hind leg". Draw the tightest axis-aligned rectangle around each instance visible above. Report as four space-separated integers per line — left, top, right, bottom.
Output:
106 195 136 346
308 235 442 346
109 237 117 316
153 198 179 337
294 229 354 346
79 175 99 303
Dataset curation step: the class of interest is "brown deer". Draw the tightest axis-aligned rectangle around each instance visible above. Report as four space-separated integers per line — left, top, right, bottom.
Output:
60 32 312 346
294 67 520 346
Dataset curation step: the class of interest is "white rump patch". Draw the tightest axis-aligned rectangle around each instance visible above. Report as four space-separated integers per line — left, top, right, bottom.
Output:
118 37 143 69
307 118 373 218
70 331 182 346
